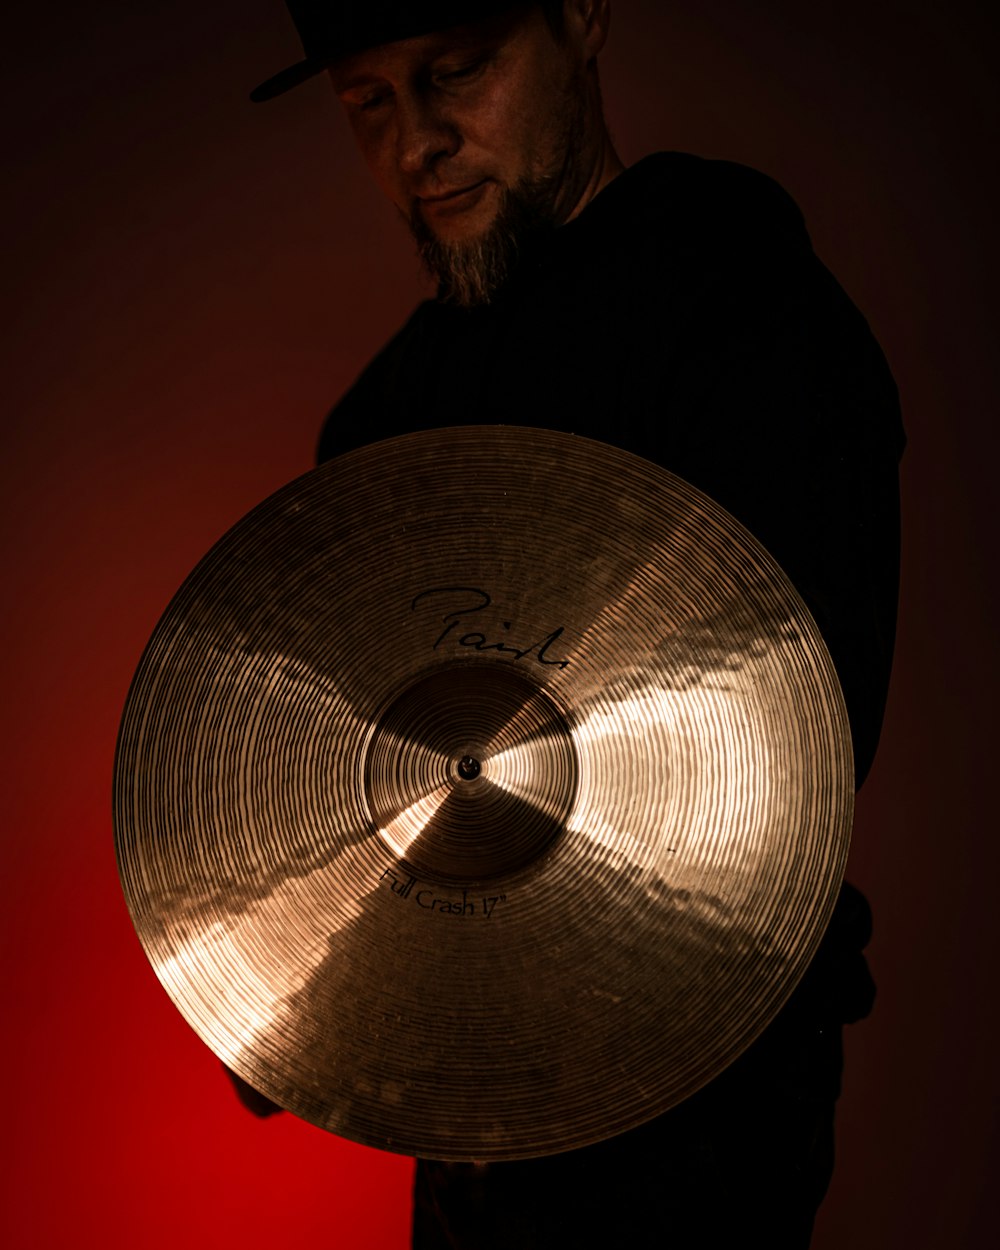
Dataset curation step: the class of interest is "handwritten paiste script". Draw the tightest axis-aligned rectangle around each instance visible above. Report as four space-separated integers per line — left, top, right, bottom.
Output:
411 587 571 670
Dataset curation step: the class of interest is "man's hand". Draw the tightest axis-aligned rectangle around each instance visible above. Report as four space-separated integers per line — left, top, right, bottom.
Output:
222 1063 285 1117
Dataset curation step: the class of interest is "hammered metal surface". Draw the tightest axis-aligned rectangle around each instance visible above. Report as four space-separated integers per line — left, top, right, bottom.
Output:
113 425 853 1160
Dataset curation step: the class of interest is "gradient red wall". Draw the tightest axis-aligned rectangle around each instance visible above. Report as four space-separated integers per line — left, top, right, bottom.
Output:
3 2 997 1246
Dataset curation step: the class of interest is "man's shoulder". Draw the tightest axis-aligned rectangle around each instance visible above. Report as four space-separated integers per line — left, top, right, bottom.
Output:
630 151 802 206
604 151 811 255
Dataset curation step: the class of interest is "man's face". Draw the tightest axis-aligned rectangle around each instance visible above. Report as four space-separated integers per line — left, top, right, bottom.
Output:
330 4 604 303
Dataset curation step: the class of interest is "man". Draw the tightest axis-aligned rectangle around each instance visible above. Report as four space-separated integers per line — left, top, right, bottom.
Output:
241 2 903 1244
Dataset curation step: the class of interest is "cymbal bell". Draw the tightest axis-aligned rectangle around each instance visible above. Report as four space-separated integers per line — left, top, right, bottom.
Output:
114 425 853 1160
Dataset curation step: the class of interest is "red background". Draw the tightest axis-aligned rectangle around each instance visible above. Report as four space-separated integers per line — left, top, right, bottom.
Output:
3 1 997 1246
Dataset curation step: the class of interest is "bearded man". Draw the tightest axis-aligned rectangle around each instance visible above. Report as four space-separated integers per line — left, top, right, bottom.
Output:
237 2 904 1245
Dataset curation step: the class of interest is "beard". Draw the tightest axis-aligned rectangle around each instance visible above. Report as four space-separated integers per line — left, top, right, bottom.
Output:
407 82 588 308
408 177 560 308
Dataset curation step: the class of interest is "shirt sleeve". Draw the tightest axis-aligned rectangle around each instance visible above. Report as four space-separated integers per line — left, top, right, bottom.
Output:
652 236 903 789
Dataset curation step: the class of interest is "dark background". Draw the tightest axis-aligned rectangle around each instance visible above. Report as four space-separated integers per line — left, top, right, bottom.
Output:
3 1 997 1245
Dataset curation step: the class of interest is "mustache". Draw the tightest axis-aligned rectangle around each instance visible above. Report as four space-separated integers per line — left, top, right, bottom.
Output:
413 177 488 202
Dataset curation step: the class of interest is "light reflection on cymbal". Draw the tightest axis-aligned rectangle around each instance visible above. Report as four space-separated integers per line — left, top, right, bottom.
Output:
154 847 384 1078
377 784 452 860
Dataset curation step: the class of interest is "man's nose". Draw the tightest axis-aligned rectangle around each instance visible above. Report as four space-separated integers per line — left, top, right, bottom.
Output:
395 94 459 175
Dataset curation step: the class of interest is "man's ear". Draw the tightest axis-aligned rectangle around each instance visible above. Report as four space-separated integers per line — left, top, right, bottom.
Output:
564 0 612 62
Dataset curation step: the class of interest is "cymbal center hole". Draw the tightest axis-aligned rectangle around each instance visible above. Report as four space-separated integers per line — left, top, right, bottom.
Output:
457 755 481 781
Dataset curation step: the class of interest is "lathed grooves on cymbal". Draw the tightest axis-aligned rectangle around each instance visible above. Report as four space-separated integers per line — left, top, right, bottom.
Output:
365 666 576 880
113 425 853 1160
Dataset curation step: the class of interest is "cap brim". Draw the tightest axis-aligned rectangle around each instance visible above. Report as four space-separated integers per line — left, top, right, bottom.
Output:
250 60 327 103
250 1 523 103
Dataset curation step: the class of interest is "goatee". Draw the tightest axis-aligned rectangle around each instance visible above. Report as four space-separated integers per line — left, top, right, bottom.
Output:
408 178 559 308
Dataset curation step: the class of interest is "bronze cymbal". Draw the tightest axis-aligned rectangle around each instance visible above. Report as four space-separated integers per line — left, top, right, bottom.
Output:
113 425 852 1160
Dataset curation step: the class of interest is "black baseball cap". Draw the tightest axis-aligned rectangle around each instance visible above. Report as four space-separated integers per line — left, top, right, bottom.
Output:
251 0 528 101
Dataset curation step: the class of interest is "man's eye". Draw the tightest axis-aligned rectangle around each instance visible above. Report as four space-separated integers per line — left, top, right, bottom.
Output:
358 92 391 111
435 58 487 85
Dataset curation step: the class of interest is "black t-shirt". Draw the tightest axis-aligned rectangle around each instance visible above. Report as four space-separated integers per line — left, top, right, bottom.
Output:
319 152 903 789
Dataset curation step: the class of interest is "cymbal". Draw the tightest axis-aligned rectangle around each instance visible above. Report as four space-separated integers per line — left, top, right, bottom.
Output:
114 425 852 1160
